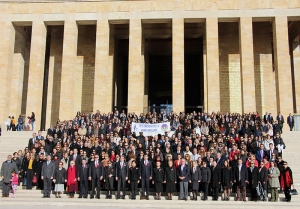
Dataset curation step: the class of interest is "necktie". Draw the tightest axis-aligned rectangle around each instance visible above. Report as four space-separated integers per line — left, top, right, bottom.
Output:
270 150 272 159
193 167 196 173
121 162 123 168
239 165 241 181
47 161 49 166
82 165 84 170
95 161 98 167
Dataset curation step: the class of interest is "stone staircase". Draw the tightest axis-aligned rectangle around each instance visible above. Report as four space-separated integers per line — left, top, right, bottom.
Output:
0 131 299 207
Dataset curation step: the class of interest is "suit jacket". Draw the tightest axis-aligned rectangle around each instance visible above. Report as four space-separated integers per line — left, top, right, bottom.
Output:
41 161 55 178
233 164 248 187
129 166 140 181
277 115 284 125
259 166 268 190
256 150 267 162
28 137 36 150
287 116 294 126
69 154 81 166
47 128 55 137
1 161 18 183
78 164 89 180
89 160 103 179
267 149 278 160
211 167 222 188
248 167 259 188
115 161 129 179
140 160 153 179
153 167 164 182
177 164 190 182
190 166 201 181
164 166 177 182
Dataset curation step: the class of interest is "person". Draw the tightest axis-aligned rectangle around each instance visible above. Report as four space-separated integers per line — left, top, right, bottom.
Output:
221 160 233 201
140 154 152 200
104 161 115 199
24 153 35 190
11 171 19 198
1 155 18 197
276 112 284 133
201 161 211 201
280 161 293 202
67 160 78 198
115 155 128 199
177 158 190 201
89 154 103 199
152 161 164 200
10 116 16 131
41 155 55 198
258 161 268 201
248 161 259 202
78 159 89 198
211 161 221 201
17 115 23 131
53 162 67 198
4 116 11 131
189 161 201 201
34 154 45 190
164 160 177 200
30 112 35 131
268 161 280 202
128 160 139 200
234 158 248 202
287 113 294 131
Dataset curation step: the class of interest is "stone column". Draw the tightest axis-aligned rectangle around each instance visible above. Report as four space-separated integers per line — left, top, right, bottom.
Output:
293 35 300 113
94 19 113 113
26 21 47 130
206 18 220 113
0 22 15 126
273 16 293 121
128 19 144 114
240 17 256 113
172 18 185 114
59 21 78 120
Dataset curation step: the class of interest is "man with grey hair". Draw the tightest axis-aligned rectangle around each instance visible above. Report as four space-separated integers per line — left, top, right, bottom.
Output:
1 155 18 197
41 155 55 198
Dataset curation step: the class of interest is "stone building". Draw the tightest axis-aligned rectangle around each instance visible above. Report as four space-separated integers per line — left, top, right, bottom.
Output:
0 0 299 130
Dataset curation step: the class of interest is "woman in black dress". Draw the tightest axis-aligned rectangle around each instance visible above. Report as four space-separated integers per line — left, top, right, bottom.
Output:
164 161 177 200
189 161 202 201
104 161 115 199
221 160 233 201
152 161 164 200
201 161 211 201
211 161 221 201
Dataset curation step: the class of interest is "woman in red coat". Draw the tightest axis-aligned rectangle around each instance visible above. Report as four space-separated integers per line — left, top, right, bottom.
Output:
67 161 78 198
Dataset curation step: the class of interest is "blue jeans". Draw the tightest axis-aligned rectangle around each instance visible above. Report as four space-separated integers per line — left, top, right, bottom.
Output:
31 122 34 131
17 124 23 131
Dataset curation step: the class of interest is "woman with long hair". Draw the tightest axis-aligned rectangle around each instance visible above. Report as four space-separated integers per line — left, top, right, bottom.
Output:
67 160 78 198
221 160 233 201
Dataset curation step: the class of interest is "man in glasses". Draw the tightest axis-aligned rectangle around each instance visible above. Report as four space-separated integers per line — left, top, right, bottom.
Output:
89 154 103 199
248 161 259 202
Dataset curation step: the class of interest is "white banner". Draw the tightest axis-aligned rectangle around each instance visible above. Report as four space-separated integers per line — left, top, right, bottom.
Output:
131 122 170 134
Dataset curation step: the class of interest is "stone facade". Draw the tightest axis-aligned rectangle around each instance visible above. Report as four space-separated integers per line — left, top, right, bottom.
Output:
0 0 299 130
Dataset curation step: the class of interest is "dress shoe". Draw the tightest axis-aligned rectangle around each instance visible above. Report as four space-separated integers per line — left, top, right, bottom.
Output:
140 196 145 200
117 196 120 199
236 198 240 201
83 195 88 199
96 196 100 199
179 197 184 200
243 198 247 202
42 196 47 198
78 196 82 198
2 194 5 198
122 195 125 200
146 196 149 200
90 196 94 199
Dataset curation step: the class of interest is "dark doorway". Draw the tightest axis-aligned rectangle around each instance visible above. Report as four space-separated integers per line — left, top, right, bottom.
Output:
148 55 172 106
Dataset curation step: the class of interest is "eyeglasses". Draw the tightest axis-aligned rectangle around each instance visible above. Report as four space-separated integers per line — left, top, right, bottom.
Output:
95 157 99 158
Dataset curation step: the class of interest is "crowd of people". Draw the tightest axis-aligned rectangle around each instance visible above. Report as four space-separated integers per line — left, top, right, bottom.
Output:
0 110 294 202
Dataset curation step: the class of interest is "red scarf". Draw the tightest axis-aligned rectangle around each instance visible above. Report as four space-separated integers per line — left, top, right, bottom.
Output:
280 170 292 189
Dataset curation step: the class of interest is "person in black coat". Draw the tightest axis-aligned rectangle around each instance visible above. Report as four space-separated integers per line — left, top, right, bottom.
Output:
104 161 115 199
88 155 103 199
128 160 140 200
139 154 152 200
248 161 259 201
281 162 293 202
77 159 89 198
211 161 221 201
152 161 164 200
233 158 249 202
258 161 268 201
115 155 128 199
164 161 177 200
221 160 233 201
201 161 211 201
189 161 201 201
33 154 45 190
53 162 67 198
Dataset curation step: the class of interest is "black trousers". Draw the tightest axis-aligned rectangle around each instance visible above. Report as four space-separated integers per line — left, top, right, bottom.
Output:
213 187 219 200
251 187 257 200
117 177 126 196
43 178 52 196
26 169 34 189
284 186 291 201
130 180 138 198
203 182 209 200
80 179 88 196
91 178 101 197
2 182 10 195
141 178 150 197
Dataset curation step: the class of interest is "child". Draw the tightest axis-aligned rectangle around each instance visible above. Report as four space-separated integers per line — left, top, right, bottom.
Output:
11 171 19 198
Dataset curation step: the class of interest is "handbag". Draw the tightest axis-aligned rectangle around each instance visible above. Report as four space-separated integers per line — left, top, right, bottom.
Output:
32 174 37 183
290 185 298 195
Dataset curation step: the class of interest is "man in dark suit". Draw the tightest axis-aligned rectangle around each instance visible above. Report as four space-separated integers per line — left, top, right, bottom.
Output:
276 112 284 133
41 155 55 198
69 148 81 166
234 159 248 202
248 161 259 201
287 113 294 131
36 130 45 140
172 145 183 160
263 112 269 124
256 144 267 163
89 154 103 199
115 155 128 199
267 143 278 160
106 123 113 134
177 158 190 201
139 154 152 200
78 159 89 198
215 153 224 168
28 133 37 150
